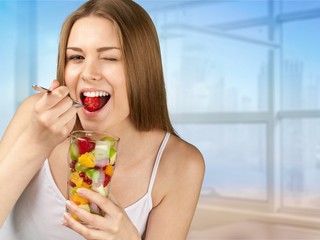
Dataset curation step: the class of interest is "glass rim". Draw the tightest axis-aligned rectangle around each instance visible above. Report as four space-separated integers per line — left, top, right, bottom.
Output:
70 130 120 142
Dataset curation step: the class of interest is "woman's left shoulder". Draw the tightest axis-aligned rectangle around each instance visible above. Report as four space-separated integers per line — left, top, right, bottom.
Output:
152 133 205 208
163 134 205 178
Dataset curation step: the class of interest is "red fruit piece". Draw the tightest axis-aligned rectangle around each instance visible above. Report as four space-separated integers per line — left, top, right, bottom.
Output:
68 180 76 188
69 160 76 170
78 137 96 154
84 97 100 112
103 174 111 187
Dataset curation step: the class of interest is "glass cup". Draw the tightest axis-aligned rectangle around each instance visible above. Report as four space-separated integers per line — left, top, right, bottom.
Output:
67 130 119 221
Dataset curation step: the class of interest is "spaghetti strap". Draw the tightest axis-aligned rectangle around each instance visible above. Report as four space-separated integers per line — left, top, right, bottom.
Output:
147 132 170 193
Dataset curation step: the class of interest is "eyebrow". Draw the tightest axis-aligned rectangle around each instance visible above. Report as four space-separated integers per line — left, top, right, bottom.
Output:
66 47 120 52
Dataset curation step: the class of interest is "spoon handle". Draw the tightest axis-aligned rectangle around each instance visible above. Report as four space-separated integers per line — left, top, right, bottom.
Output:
32 84 51 93
31 84 85 108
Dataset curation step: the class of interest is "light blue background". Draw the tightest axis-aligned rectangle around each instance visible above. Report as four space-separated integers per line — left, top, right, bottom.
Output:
1 0 320 214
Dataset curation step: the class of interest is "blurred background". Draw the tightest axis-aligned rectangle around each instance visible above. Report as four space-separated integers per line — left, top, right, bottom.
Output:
1 0 320 238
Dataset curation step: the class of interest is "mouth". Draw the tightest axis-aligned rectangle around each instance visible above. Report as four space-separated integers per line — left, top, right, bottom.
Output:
80 90 111 112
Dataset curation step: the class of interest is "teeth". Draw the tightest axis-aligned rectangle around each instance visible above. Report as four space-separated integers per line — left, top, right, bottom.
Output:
83 91 109 97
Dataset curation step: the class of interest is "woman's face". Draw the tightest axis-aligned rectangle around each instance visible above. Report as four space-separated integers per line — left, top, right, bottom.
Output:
65 16 130 132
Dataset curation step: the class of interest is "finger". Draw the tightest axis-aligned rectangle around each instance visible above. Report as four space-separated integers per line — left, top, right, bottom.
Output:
49 79 60 91
62 212 108 240
36 97 73 127
35 86 70 112
52 96 74 118
52 105 77 136
77 188 120 217
66 200 111 231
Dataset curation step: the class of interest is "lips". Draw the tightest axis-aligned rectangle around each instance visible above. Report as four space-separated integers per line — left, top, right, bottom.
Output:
80 90 110 112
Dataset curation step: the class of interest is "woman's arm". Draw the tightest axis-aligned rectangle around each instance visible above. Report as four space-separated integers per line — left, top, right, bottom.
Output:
145 141 205 239
0 82 77 226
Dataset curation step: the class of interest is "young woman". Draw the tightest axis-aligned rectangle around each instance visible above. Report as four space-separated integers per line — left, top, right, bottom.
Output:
0 0 205 239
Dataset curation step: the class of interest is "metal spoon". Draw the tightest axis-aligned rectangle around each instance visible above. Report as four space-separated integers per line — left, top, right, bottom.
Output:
32 84 86 108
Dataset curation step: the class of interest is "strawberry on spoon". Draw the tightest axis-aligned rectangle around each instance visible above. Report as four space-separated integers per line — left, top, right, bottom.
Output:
83 97 100 112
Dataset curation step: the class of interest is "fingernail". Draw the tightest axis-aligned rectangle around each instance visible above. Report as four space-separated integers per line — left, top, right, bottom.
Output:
61 218 67 226
66 200 72 207
77 188 85 195
64 212 71 220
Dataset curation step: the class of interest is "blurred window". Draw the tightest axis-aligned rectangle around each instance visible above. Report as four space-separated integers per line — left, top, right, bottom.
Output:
1 0 320 218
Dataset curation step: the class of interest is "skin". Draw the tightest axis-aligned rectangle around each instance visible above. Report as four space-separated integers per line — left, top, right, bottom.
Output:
0 16 205 240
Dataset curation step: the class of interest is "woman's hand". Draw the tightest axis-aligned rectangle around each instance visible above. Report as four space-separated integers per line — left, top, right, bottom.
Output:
28 80 77 152
63 188 141 240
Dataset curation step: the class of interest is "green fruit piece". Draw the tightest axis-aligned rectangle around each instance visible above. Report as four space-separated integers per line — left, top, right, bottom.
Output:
92 170 100 183
75 162 89 173
78 204 90 213
92 184 108 197
69 142 80 161
109 147 117 165
94 141 110 160
85 169 96 180
100 136 117 147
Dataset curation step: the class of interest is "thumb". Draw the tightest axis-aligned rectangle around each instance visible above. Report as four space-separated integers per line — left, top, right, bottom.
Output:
49 79 60 91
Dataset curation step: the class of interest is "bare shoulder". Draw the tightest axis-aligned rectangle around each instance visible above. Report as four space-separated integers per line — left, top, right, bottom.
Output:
165 134 205 174
5 94 40 129
155 133 205 203
147 133 205 238
0 94 40 157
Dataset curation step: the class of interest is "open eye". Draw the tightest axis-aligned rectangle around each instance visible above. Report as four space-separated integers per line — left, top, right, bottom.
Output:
68 55 84 61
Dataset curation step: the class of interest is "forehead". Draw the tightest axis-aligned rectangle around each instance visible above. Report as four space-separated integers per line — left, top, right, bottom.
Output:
68 16 120 47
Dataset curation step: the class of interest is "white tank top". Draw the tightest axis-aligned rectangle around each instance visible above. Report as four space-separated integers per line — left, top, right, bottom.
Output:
0 133 170 239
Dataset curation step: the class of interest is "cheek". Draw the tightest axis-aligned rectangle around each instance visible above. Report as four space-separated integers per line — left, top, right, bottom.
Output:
112 79 130 113
65 66 78 83
65 66 79 95
120 85 130 113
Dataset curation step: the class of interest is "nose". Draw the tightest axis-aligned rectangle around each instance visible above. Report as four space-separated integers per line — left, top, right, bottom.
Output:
81 59 102 81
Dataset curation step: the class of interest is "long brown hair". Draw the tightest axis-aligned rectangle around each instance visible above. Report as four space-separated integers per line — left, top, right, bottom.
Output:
57 0 176 134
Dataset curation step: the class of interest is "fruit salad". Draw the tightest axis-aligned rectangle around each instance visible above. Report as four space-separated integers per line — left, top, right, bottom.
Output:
67 131 119 221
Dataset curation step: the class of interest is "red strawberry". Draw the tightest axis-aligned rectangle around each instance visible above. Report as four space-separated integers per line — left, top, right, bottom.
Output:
84 97 100 112
78 136 95 154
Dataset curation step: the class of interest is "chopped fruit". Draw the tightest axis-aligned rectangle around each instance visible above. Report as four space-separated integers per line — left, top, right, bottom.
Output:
104 165 114 176
95 158 109 168
109 147 117 165
100 136 117 147
79 204 91 213
78 152 95 168
103 174 111 187
69 142 80 160
75 162 89 173
92 184 108 197
67 131 119 221
85 168 96 180
80 181 91 189
70 191 89 205
68 180 76 188
70 172 84 187
69 160 76 170
78 137 95 154
86 179 93 185
70 212 80 221
84 97 100 112
95 141 111 160
92 170 103 184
